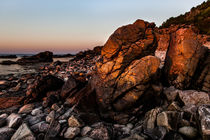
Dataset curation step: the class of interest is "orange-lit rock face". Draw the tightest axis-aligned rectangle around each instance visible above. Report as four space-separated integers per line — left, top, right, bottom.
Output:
164 28 206 89
92 20 160 115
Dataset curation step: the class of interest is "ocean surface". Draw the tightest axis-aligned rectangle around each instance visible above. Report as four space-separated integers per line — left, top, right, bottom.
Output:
0 54 71 76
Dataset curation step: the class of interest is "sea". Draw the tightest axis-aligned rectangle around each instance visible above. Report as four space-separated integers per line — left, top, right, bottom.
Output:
0 54 72 76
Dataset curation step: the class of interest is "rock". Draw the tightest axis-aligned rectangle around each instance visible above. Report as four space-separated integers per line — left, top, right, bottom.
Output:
0 60 17 65
143 126 167 140
91 20 161 123
163 86 179 102
157 111 180 130
80 137 94 140
17 51 53 64
30 121 50 133
0 55 17 58
44 120 61 138
51 103 59 111
163 27 207 89
81 126 92 136
0 113 7 127
198 105 210 140
24 114 45 126
68 115 82 127
0 127 15 140
144 108 162 130
18 104 34 114
121 133 145 140
11 123 35 140
31 107 43 116
167 102 181 111
178 90 210 105
64 127 80 139
46 110 55 123
89 123 112 140
24 75 64 104
178 126 198 139
0 96 24 109
7 113 22 128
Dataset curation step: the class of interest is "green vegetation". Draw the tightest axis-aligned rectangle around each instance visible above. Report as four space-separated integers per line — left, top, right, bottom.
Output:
161 0 210 35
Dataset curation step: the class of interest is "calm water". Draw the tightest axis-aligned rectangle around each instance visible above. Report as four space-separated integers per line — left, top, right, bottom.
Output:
0 55 72 76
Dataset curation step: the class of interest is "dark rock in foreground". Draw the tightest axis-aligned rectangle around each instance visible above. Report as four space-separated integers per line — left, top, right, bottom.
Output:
17 51 53 65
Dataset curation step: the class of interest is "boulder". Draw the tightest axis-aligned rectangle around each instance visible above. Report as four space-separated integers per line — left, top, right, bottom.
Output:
11 123 35 140
68 115 82 127
17 51 53 64
163 27 208 89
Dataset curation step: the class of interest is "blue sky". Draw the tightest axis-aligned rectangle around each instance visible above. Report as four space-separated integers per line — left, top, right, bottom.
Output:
0 0 206 54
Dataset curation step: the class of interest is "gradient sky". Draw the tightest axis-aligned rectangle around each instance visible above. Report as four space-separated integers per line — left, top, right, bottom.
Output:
0 0 206 54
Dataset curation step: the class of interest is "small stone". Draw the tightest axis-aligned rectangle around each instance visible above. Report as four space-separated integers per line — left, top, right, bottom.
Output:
59 119 67 124
68 115 81 127
46 110 55 123
11 123 35 140
64 127 80 139
178 126 198 139
0 114 8 127
121 133 145 140
157 111 180 130
7 113 22 128
168 101 181 111
30 121 50 133
80 137 93 140
24 114 45 126
51 103 59 111
126 123 134 129
163 86 179 101
81 126 92 136
144 108 162 129
0 127 15 140
31 108 43 116
18 104 34 114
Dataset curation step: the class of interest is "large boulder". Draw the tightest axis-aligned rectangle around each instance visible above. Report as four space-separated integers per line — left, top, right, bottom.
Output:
163 27 208 89
92 20 161 123
17 51 53 64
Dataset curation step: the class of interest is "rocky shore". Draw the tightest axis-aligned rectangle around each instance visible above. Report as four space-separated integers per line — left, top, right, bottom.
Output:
0 19 210 140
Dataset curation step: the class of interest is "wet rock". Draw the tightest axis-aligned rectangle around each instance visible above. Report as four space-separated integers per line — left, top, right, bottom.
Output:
163 27 207 89
17 51 53 64
157 111 180 130
7 113 22 128
178 90 210 105
11 123 35 140
18 104 34 114
198 105 210 140
81 126 92 136
0 127 15 140
64 127 80 139
68 115 82 127
178 126 198 139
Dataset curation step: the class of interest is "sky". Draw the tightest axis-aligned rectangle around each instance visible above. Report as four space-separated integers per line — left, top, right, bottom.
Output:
0 0 206 54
